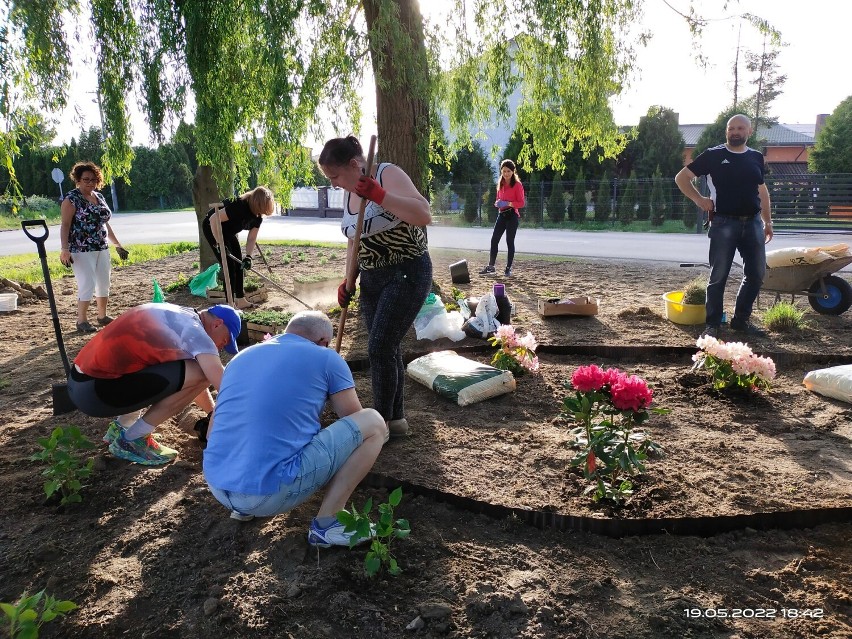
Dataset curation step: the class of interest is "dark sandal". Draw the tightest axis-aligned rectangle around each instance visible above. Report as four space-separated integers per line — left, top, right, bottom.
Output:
76 321 98 333
97 315 114 326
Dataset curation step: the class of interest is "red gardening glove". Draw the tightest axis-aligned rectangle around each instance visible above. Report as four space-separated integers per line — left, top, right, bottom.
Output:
338 279 354 308
355 175 386 206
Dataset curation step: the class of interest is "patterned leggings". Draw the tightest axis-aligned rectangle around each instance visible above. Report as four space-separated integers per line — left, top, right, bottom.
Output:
358 252 433 421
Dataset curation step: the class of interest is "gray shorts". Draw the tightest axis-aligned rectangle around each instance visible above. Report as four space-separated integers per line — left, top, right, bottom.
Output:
67 360 186 417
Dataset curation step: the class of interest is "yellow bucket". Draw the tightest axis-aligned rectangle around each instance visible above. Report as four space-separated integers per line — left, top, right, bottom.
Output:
662 290 706 325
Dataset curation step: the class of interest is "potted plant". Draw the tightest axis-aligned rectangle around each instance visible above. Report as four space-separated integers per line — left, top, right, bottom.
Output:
241 309 294 343
662 277 706 325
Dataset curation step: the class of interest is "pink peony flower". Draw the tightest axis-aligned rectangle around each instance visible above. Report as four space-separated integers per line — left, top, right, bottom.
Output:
571 365 606 392
495 324 518 348
610 374 653 412
602 367 626 387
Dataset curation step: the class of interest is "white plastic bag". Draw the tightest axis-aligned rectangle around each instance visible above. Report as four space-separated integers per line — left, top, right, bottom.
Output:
803 364 852 404
414 294 467 341
464 292 501 338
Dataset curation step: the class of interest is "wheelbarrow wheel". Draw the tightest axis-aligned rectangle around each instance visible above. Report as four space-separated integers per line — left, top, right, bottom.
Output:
808 275 852 315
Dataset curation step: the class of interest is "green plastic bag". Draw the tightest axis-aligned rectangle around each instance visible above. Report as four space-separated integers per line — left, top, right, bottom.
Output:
189 263 221 297
152 279 165 303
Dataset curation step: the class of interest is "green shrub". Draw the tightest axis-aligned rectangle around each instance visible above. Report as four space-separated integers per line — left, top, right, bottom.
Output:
682 277 707 305
762 301 808 332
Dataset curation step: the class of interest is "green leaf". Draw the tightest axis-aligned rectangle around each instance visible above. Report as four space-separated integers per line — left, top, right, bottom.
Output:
0 602 17 619
44 480 60 497
19 608 38 622
388 557 401 575
362 497 373 515
53 601 77 613
388 486 403 507
365 555 381 577
42 610 57 622
19 624 39 639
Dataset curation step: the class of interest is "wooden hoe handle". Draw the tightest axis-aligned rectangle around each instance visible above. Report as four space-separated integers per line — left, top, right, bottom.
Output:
335 134 377 353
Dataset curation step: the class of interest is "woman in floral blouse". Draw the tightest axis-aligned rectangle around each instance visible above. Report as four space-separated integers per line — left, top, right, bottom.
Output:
60 161 126 333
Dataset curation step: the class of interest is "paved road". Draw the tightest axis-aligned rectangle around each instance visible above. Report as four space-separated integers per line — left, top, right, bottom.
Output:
3 210 851 266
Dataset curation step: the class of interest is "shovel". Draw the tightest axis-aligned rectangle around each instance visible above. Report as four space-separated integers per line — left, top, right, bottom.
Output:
21 220 76 415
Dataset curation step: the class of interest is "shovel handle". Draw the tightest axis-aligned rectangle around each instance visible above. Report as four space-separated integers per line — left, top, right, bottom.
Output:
21 219 49 246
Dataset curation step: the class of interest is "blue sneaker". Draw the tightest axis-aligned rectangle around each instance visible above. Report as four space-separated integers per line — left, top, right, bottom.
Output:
103 419 122 444
108 433 172 466
307 518 375 548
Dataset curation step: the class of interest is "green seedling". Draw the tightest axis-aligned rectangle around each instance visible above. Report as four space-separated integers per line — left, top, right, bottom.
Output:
337 486 411 577
165 272 190 292
0 375 9 391
283 251 292 265
1 589 77 638
30 426 96 505
242 309 294 326
451 286 464 300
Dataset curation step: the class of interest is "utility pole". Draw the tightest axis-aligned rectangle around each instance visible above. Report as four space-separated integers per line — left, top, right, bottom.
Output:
92 89 120 213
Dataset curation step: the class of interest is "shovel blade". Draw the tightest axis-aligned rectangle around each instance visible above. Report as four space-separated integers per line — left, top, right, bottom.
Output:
52 383 76 415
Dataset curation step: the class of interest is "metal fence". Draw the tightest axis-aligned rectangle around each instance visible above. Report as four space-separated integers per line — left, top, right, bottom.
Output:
439 174 852 232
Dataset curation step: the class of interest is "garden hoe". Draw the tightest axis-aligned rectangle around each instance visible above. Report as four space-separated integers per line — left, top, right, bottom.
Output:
21 219 76 415
224 251 313 310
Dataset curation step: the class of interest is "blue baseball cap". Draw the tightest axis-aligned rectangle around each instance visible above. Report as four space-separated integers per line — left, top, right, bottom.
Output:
207 304 241 354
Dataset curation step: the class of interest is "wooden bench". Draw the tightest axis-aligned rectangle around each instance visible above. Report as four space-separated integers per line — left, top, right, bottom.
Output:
828 204 852 217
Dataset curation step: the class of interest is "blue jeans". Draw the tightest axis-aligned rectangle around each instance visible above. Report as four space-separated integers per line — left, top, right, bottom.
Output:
208 416 362 517
706 214 766 326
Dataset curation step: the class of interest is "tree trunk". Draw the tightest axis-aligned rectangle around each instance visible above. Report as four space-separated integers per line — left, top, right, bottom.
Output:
362 0 431 195
192 165 223 271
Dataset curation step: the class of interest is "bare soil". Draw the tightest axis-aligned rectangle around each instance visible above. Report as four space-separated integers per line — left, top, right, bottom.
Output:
1 243 851 639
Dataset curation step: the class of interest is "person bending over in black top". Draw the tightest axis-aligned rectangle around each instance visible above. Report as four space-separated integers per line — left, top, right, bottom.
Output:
202 186 275 310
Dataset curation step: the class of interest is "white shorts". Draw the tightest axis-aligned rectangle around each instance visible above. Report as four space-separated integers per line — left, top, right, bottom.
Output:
71 249 111 301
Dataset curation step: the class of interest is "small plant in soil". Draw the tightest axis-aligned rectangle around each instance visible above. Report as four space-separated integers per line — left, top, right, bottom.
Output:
283 251 292 265
681 276 707 305
242 309 294 327
762 301 808 332
562 366 667 504
337 487 411 577
165 272 190 292
30 426 96 506
1 589 77 639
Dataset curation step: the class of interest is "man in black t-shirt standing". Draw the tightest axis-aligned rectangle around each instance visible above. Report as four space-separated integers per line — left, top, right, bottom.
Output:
675 114 774 338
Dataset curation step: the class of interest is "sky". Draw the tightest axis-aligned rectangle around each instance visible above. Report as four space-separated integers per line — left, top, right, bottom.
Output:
52 0 849 147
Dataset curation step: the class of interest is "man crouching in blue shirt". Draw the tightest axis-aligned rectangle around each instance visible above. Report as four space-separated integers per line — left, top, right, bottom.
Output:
203 310 388 547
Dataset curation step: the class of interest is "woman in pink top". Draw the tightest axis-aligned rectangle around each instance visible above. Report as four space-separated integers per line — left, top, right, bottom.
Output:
480 159 525 277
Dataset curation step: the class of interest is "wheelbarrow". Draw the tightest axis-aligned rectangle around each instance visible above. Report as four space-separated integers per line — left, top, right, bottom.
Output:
762 256 852 315
681 256 852 315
